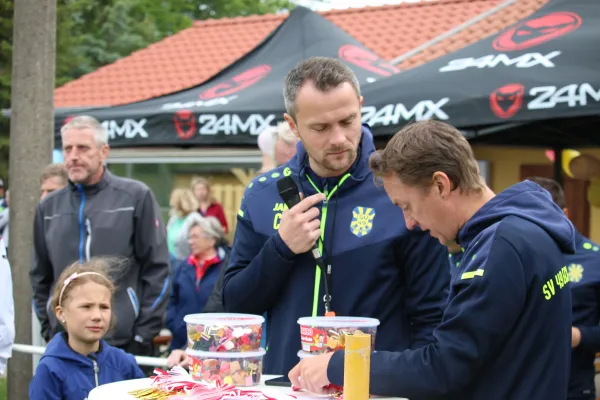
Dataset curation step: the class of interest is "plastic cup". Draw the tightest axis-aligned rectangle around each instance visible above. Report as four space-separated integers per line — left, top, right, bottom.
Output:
297 350 316 360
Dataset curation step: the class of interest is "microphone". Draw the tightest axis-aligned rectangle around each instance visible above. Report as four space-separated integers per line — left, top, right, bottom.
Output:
276 176 334 315
277 176 324 263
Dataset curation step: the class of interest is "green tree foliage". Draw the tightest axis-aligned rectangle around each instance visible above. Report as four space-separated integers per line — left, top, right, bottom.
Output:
0 0 13 183
0 0 294 184
191 0 294 18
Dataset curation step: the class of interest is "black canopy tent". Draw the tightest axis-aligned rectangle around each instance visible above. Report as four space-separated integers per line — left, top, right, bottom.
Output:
361 0 600 149
54 6 399 148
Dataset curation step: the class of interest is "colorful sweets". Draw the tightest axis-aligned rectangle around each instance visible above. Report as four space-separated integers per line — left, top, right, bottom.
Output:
187 349 266 387
297 316 380 355
184 313 264 352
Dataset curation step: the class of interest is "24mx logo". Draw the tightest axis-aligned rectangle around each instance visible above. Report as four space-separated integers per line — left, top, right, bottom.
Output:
174 110 196 140
493 11 582 51
161 96 238 110
196 113 276 136
440 11 582 72
338 44 399 77
101 119 148 140
361 99 449 127
198 65 271 100
490 83 600 119
439 51 561 72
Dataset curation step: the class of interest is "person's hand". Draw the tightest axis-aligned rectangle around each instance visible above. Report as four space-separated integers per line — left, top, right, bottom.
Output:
167 349 189 369
572 326 581 348
278 193 326 254
289 352 334 394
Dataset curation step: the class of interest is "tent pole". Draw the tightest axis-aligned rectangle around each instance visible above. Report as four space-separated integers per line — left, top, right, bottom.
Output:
554 147 564 188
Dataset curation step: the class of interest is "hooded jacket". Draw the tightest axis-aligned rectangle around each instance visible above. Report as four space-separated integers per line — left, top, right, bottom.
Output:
567 231 600 400
30 169 171 346
223 125 449 374
29 333 144 400
328 180 576 400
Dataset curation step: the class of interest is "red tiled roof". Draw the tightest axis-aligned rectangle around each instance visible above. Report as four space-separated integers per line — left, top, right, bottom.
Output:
54 0 548 108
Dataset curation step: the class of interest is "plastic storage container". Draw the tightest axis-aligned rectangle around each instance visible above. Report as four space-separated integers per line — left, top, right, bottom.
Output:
184 313 264 352
297 316 380 354
297 350 316 360
186 348 266 387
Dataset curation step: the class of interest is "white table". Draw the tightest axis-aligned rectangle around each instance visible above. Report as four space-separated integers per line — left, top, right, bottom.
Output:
88 375 408 400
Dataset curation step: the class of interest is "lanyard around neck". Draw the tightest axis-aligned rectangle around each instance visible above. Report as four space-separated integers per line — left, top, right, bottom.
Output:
305 173 352 317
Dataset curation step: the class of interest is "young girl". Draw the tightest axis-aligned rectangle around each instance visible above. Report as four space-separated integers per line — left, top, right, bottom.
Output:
29 258 144 400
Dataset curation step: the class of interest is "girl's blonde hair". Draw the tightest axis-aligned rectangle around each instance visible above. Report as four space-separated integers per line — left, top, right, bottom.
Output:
52 258 117 330
169 188 199 217
191 176 216 204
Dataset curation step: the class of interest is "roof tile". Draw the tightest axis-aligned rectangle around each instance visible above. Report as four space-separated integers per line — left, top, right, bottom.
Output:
54 0 547 108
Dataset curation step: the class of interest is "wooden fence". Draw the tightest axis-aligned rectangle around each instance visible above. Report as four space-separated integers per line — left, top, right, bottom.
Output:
211 183 246 242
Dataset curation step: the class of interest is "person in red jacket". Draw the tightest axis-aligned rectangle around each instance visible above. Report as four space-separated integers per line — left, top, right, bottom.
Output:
191 176 228 234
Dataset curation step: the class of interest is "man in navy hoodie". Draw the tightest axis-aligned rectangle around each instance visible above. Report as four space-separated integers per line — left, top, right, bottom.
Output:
290 120 576 399
528 176 600 400
222 57 450 375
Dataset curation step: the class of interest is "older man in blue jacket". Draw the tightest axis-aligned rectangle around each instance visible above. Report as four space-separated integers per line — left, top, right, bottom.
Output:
222 57 450 375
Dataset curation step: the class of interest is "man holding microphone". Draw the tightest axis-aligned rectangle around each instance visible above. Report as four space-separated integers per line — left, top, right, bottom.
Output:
222 57 450 375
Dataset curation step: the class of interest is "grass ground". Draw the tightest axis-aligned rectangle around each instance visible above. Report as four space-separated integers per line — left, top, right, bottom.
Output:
0 376 6 400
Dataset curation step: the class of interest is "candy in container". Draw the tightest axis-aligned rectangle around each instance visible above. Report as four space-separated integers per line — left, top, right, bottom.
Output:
297 316 380 354
186 348 266 387
184 313 264 352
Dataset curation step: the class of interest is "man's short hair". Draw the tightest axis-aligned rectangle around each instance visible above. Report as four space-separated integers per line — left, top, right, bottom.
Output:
283 57 360 119
369 120 484 193
61 115 108 146
40 163 68 185
526 176 566 209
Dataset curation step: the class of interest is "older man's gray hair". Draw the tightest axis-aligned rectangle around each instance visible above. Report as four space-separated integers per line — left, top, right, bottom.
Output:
61 115 108 146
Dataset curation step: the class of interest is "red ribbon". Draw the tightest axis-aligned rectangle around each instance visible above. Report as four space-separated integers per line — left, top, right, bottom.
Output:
151 368 301 400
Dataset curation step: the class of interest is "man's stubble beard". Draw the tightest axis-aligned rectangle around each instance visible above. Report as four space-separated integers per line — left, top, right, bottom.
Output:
320 147 357 174
297 125 359 175
71 164 101 185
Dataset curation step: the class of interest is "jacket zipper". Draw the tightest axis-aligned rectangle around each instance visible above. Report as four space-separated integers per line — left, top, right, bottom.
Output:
92 359 99 387
127 287 140 319
77 185 86 263
85 218 92 261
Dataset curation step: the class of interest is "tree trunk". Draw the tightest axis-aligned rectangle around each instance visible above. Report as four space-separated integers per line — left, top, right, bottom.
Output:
7 0 56 398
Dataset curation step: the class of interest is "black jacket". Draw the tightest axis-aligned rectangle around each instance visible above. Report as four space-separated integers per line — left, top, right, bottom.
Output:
30 169 171 346
202 249 230 313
